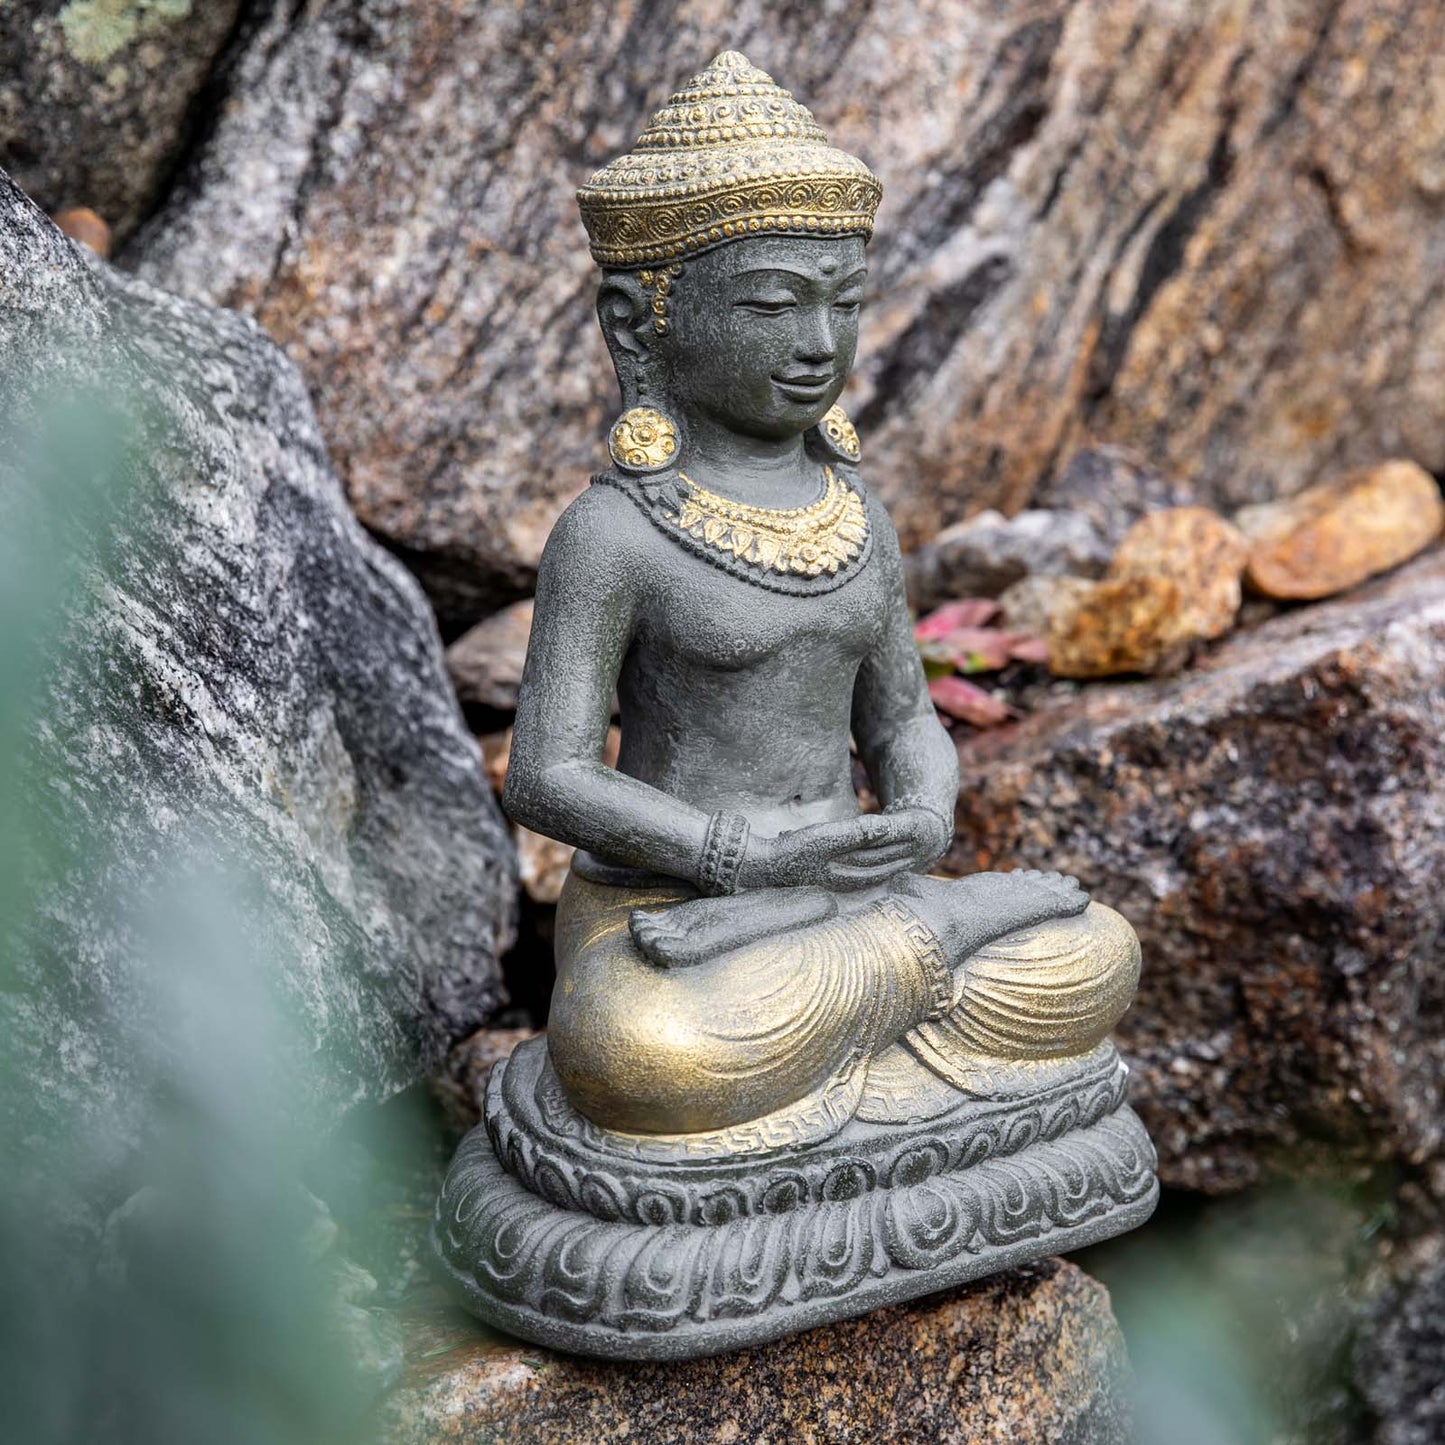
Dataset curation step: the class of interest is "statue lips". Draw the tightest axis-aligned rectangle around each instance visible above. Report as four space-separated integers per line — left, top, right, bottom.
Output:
773 371 836 403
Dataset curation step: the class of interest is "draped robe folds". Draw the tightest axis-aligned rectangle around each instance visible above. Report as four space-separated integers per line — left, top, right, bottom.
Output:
547 869 1142 1140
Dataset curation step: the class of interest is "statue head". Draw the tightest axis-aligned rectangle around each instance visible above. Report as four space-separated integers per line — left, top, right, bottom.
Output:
577 52 879 459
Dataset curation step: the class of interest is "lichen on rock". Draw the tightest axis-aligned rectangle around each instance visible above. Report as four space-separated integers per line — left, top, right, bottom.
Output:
57 0 194 68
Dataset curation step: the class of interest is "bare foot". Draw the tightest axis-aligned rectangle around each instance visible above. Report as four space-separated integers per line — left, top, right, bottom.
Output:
893 869 1089 966
630 887 838 969
994 869 1090 920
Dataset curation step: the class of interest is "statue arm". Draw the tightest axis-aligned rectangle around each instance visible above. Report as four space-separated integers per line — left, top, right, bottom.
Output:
850 502 958 852
502 492 712 879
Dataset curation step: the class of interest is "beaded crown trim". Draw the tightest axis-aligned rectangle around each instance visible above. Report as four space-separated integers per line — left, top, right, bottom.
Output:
577 51 881 267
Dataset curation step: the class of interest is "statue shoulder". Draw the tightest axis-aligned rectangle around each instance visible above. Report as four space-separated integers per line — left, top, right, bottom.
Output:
856 479 903 558
539 475 654 576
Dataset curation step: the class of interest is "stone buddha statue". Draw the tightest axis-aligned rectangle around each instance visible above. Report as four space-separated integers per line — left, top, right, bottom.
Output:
436 51 1157 1360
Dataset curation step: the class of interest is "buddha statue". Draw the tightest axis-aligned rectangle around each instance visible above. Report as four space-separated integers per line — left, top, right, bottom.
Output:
436 51 1156 1360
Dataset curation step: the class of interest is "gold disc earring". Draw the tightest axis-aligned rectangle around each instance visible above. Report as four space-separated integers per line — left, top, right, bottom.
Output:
609 406 680 474
810 403 862 464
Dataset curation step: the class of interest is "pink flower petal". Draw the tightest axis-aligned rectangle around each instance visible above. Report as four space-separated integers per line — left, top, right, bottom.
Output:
1006 635 1051 664
914 598 1000 641
928 675 1012 727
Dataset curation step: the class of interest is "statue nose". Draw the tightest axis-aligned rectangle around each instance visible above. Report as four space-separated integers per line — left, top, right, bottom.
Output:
796 311 836 363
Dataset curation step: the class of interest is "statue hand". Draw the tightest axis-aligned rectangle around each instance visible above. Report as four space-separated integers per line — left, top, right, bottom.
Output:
821 808 951 887
876 805 953 871
741 815 933 892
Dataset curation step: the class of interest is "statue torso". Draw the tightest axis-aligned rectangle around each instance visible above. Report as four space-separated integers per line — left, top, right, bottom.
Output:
595 473 891 837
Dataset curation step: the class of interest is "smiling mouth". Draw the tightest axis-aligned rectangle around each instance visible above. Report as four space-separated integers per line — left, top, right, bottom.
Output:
772 374 835 399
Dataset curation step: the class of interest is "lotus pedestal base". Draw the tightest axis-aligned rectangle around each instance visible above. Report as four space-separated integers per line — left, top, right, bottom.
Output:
433 1036 1157 1361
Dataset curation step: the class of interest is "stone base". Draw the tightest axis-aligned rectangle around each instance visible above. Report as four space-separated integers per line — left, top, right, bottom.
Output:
433 1038 1157 1360
383 1260 1134 1444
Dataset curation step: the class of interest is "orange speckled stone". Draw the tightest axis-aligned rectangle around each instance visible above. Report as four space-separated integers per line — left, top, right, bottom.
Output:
1107 507 1247 642
1240 461 1444 601
1046 575 1189 679
382 1259 1131 1444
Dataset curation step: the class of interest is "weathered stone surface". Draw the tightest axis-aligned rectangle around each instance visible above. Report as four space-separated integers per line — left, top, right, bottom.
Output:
996 573 1097 642
1036 446 1205 552
383 1259 1132 1444
1108 506 1247 641
126 2 1445 627
1240 460 1444 601
905 508 1110 612
1046 575 1190 679
432 1027 540 1136
946 547 1445 1193
1 172 517 1206
446 600 532 713
0 0 244 238
1354 1228 1445 1445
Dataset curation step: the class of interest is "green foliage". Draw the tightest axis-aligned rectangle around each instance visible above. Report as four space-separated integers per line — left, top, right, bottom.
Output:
1081 1179 1385 1444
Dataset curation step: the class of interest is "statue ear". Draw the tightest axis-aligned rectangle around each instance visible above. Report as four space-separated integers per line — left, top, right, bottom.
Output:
596 273 656 404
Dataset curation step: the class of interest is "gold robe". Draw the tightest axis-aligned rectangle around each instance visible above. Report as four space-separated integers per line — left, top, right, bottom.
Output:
547 871 1140 1139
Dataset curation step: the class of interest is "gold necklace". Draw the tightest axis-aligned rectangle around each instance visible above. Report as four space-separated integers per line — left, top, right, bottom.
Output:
668 466 869 578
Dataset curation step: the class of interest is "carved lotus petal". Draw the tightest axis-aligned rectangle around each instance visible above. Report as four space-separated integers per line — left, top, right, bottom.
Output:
755 536 783 568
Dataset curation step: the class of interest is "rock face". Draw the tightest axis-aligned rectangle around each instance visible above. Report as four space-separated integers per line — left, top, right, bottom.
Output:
446 600 533 714
383 1260 1132 1445
1036 446 1206 552
0 0 245 238
1 172 517 1191
1240 460 1444 601
122 1 1445 628
946 547 1445 1193
1355 1232 1445 1445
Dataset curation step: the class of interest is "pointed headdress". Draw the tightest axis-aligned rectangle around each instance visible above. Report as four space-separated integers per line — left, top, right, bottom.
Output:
577 51 882 268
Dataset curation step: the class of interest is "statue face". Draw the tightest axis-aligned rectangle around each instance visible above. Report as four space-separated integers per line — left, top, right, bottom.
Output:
660 235 867 442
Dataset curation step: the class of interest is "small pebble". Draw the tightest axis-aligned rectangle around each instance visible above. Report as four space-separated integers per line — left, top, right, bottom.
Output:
51 207 112 257
1047 575 1189 678
1107 505 1247 641
1238 460 1444 600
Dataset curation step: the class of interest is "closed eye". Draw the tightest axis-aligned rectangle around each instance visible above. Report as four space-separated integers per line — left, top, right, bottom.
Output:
735 298 797 315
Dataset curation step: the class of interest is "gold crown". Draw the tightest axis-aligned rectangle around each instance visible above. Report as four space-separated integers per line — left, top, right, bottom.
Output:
577 51 882 268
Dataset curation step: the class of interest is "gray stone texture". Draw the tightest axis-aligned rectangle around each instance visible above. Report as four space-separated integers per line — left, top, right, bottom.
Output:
1 170 517 1192
121 0 1445 629
945 547 1445 1194
904 507 1111 612
1355 1231 1445 1445
383 1259 1133 1445
0 0 245 239
1037 445 1206 550
446 600 533 714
